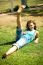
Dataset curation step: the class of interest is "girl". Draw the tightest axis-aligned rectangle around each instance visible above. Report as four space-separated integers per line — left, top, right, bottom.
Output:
2 6 39 59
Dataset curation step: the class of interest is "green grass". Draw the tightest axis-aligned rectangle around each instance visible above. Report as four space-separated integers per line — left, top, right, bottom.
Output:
0 26 16 43
0 26 43 65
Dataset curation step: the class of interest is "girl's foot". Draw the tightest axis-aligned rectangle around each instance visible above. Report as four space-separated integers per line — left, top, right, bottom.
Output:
2 53 7 59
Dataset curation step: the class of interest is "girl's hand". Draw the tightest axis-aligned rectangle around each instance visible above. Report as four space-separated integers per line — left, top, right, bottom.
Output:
34 38 39 43
34 40 38 43
22 32 26 35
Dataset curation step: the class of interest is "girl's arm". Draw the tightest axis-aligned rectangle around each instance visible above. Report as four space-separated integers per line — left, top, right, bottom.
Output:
34 31 39 43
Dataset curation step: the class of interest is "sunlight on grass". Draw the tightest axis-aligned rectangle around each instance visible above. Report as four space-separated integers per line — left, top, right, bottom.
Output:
0 26 16 43
0 27 43 65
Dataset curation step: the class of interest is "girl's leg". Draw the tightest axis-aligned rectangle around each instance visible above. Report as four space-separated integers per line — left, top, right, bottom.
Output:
2 45 18 59
21 0 27 5
6 46 17 56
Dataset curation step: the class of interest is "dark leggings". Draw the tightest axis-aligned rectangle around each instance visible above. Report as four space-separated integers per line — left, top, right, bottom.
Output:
21 0 27 5
16 27 22 42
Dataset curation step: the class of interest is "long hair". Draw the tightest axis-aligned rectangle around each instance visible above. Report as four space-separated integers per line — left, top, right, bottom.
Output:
26 20 37 31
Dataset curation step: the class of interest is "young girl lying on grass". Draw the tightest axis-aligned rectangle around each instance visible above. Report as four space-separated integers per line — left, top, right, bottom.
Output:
2 5 39 59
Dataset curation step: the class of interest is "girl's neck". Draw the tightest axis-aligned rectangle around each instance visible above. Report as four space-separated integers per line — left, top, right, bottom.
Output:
30 29 35 31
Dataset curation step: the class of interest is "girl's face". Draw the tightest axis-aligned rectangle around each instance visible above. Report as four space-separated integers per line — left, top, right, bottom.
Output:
28 22 35 30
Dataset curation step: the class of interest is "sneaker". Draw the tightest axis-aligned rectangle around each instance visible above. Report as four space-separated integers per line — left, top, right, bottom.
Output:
25 5 29 9
2 53 7 59
13 5 19 12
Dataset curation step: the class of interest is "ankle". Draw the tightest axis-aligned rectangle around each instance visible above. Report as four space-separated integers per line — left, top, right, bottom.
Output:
2 53 7 59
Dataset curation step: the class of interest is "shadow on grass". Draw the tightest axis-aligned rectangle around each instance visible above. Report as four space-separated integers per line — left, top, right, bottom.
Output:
0 40 16 46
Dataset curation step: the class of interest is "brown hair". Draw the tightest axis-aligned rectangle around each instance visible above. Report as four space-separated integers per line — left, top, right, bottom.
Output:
26 20 37 31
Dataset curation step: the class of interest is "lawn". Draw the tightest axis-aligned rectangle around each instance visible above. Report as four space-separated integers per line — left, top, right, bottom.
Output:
0 26 43 65
0 0 43 64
